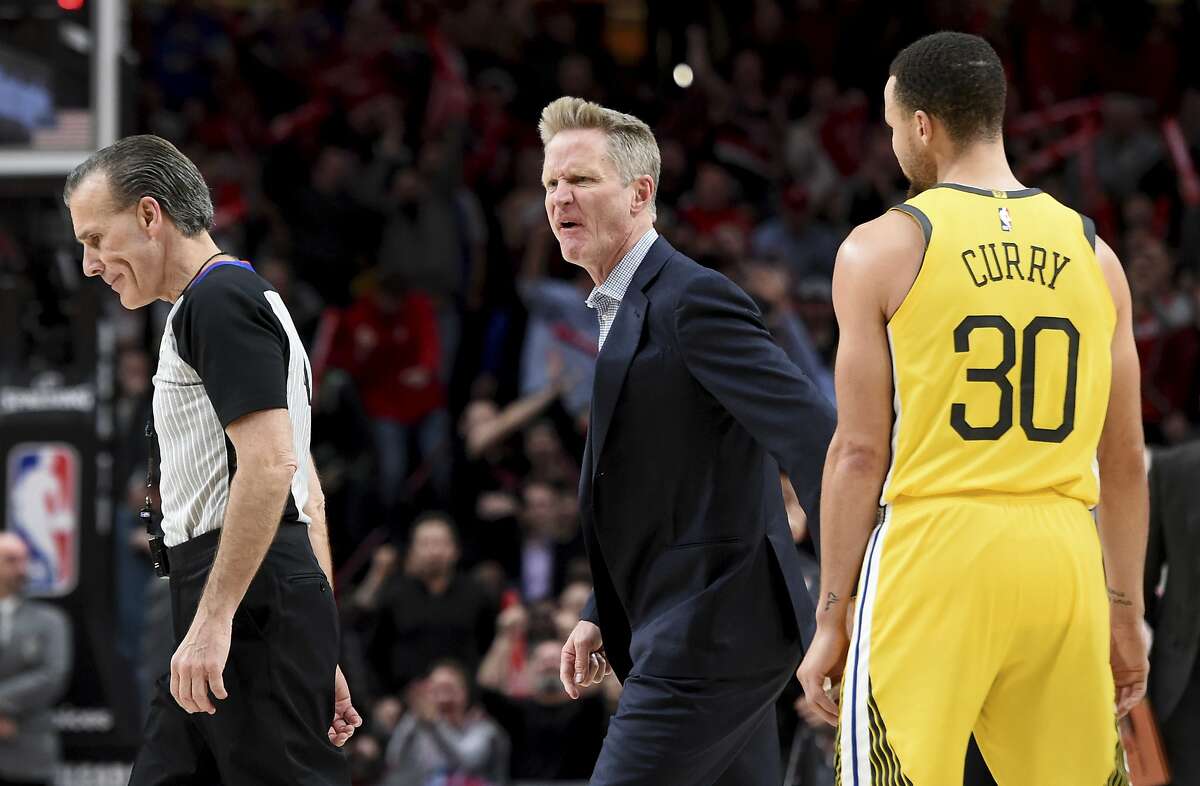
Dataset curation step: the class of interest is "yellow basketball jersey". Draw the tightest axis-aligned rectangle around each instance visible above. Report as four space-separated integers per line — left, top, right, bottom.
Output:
880 184 1115 507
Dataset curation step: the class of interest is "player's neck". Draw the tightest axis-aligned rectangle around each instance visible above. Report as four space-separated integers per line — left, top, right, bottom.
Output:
937 141 1025 193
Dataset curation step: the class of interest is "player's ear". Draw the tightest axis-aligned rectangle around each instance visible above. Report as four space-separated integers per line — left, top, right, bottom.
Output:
914 110 933 146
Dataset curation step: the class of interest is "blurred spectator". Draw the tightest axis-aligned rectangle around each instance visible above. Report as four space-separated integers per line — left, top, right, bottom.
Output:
523 419 579 488
368 130 477 385
678 162 755 263
329 271 451 515
738 257 834 402
750 183 840 282
557 53 604 105
476 603 532 698
382 660 510 786
287 146 373 306
782 94 844 208
842 126 907 225
505 481 585 604
479 637 606 781
453 379 580 562
1145 440 1200 784
455 398 526 542
1129 236 1199 443
556 581 593 632
1086 95 1166 202
795 275 839 373
1018 0 1095 110
1120 192 1167 241
516 269 598 422
258 253 325 346
112 346 154 682
0 533 72 786
353 514 496 698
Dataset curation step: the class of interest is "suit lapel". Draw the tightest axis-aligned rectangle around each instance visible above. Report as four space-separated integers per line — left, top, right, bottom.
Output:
590 288 647 473
587 236 675 478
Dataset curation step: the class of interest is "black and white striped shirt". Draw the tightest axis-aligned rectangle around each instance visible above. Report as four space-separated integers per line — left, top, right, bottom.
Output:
152 261 313 547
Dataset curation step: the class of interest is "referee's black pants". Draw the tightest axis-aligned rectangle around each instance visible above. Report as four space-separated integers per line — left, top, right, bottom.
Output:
128 524 349 786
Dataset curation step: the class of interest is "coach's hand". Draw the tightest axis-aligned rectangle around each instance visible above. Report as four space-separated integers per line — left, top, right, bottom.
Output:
560 620 609 700
796 623 850 727
171 611 231 714
1110 618 1149 719
328 665 363 747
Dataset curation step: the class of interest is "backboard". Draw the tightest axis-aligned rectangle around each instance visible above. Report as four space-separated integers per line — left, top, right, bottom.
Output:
0 0 119 176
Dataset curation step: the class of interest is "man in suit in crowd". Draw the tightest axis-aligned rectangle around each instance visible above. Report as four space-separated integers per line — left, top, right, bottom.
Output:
541 95 837 786
0 532 72 786
1146 439 1200 783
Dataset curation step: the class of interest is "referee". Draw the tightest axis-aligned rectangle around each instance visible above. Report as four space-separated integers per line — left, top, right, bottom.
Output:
64 135 359 784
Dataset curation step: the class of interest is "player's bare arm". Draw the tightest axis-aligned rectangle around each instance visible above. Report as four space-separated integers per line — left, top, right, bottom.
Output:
796 210 923 725
170 408 295 715
1093 235 1150 718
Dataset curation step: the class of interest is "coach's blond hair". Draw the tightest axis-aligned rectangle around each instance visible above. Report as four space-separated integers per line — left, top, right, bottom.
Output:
539 96 660 218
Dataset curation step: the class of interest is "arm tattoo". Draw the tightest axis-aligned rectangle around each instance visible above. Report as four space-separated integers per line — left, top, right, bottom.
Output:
1108 587 1134 607
823 592 840 612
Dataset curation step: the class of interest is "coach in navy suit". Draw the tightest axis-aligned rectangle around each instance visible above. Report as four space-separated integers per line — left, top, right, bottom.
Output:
540 96 836 786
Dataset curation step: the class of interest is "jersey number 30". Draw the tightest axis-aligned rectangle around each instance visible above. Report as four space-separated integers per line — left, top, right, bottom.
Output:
950 315 1079 443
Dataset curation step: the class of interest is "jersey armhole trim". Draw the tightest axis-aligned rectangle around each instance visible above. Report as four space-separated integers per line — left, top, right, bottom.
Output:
1079 213 1097 251
890 203 932 248
885 204 933 325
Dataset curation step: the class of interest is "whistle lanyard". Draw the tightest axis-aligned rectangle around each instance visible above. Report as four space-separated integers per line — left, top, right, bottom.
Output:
140 418 170 577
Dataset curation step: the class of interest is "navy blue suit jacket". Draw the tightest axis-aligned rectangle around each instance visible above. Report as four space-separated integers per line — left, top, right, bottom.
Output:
579 237 836 682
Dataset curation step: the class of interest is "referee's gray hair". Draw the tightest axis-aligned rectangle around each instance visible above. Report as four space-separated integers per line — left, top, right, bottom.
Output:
63 135 214 237
539 96 660 218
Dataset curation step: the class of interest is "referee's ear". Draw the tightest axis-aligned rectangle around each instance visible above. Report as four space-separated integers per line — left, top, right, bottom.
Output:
137 195 166 237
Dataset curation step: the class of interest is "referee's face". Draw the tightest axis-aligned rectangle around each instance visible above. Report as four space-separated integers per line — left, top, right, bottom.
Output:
70 174 165 310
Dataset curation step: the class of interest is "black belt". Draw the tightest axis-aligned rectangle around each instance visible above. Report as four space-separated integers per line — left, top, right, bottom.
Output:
167 521 307 574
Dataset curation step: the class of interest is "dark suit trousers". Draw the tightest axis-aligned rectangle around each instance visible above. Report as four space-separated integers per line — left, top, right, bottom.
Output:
590 663 796 786
1163 659 1200 785
128 525 349 786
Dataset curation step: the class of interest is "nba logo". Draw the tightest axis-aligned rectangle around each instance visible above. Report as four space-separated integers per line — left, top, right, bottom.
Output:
998 207 1013 232
6 443 79 597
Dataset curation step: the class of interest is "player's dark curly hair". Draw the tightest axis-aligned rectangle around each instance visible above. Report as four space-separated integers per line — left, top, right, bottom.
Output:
889 32 1007 145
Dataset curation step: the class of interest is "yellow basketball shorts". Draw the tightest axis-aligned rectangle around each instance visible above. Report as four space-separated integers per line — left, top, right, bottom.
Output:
834 495 1128 786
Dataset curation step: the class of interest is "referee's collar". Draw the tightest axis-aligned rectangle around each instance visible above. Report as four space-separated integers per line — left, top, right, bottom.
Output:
585 228 658 309
189 259 255 291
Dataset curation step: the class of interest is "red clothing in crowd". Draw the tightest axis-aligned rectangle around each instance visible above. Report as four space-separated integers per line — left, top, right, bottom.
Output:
329 290 445 424
677 204 754 238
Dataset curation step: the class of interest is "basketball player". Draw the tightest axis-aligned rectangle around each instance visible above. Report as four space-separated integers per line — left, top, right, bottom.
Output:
796 32 1148 784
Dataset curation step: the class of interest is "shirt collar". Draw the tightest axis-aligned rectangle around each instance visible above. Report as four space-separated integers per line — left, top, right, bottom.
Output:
585 228 658 309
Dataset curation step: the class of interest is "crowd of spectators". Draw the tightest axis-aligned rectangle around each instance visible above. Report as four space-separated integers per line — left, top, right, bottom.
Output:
80 0 1200 783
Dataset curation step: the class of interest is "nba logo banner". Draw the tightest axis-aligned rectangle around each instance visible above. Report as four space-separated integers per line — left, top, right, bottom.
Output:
6 443 79 597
